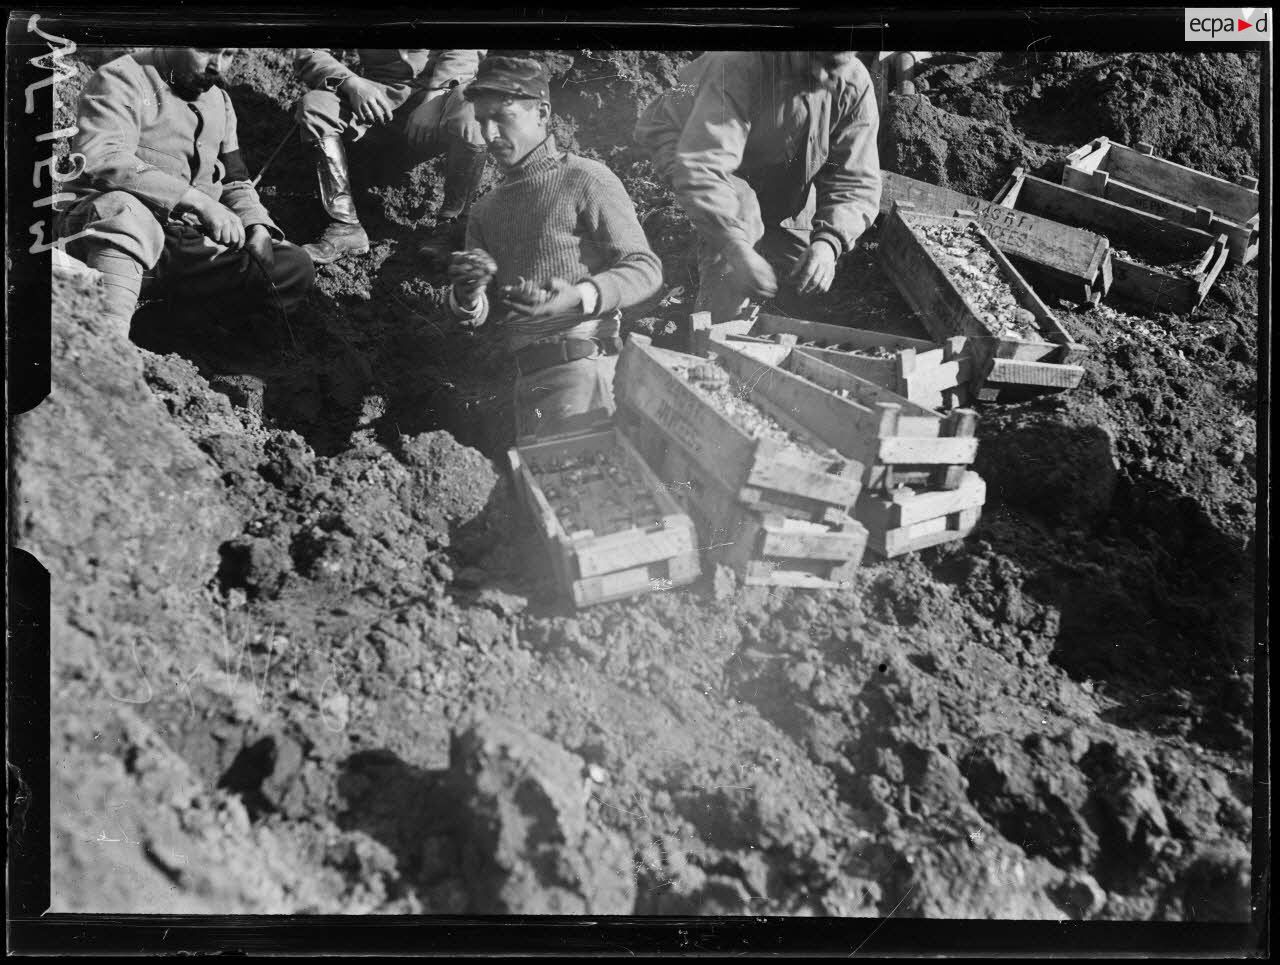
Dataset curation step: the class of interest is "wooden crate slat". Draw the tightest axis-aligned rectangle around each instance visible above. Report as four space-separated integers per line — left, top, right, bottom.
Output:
868 507 983 558
857 472 986 530
760 522 868 561
573 524 697 579
572 552 701 607
784 348 943 425
877 436 979 465
751 311 939 353
881 170 1111 299
743 561 853 589
985 357 1086 389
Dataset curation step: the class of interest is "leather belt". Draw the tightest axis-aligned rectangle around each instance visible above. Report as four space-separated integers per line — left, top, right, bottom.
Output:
515 336 620 375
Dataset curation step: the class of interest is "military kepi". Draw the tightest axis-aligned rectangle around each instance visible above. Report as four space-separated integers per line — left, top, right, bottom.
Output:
466 56 550 101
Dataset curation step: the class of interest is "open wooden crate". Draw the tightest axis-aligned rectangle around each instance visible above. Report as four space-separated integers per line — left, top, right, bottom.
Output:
617 406 867 589
613 335 864 522
878 205 1088 401
995 168 1229 315
881 170 1113 305
508 428 700 607
690 335 986 557
710 311 972 410
1062 137 1258 265
704 339 981 493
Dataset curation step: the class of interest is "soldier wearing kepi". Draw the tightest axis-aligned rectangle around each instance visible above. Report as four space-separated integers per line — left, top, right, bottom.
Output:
57 47 315 338
446 56 663 440
294 49 488 265
634 51 882 322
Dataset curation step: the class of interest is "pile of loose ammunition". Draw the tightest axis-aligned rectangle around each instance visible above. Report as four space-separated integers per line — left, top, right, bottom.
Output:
530 447 665 535
668 358 807 450
917 222 1042 341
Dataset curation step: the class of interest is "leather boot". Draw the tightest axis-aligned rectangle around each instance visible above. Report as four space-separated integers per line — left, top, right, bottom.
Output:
84 247 143 338
417 144 487 263
303 134 370 265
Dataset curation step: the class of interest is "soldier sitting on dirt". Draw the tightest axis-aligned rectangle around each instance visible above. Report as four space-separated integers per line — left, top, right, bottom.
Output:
57 47 315 339
446 56 663 440
293 48 489 265
634 51 882 323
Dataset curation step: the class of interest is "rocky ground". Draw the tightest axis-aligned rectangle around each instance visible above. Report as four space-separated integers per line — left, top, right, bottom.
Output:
16 49 1258 920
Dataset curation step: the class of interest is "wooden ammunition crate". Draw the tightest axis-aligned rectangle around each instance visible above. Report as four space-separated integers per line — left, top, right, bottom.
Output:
619 408 867 589
878 206 1088 401
721 311 973 410
994 169 1229 315
880 170 1113 304
613 335 864 521
856 471 986 558
508 428 701 607
701 338 980 495
1062 137 1258 265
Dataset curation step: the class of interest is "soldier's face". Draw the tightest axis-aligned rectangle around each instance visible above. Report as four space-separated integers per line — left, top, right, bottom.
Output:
169 47 237 98
471 94 550 168
811 52 859 91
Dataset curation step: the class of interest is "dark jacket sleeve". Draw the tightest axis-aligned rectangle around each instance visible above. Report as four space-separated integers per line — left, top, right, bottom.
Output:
812 69 882 255
73 58 192 216
577 164 663 312
216 89 283 239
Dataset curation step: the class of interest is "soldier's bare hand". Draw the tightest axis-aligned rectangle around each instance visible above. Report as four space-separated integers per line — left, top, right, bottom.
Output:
503 277 581 318
789 240 838 295
722 240 778 300
340 76 394 125
201 201 246 249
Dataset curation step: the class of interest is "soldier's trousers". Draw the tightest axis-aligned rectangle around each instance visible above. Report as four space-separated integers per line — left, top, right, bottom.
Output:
295 84 485 218
57 190 314 316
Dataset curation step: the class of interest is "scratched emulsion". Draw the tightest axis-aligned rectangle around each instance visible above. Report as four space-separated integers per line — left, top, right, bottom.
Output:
21 43 1257 920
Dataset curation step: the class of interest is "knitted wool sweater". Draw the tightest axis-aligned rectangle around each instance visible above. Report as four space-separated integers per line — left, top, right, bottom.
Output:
458 136 663 348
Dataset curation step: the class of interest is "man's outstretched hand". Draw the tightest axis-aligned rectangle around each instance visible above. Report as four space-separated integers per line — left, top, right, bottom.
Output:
340 75 394 126
789 240 838 296
721 239 778 301
502 276 582 318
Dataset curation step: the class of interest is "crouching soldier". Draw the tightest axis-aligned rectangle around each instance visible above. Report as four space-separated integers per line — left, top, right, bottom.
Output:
294 48 488 264
57 47 314 338
634 51 881 323
446 56 663 440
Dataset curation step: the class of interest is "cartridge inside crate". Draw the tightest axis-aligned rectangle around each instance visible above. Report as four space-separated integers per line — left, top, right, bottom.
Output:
522 432 667 538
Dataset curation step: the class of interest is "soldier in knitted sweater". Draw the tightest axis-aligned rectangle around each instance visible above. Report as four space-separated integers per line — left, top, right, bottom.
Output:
447 57 663 440
57 47 314 338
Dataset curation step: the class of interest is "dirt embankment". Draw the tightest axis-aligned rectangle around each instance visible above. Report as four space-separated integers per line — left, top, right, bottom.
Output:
20 48 1257 920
